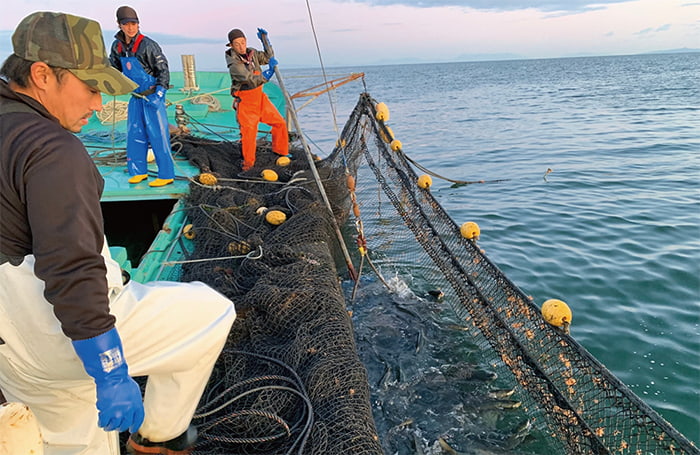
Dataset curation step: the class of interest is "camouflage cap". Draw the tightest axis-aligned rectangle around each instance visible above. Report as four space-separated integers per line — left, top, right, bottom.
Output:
12 12 137 96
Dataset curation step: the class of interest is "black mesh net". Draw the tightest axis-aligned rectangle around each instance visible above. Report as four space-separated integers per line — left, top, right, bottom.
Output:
145 93 697 455
323 93 699 455
168 135 382 454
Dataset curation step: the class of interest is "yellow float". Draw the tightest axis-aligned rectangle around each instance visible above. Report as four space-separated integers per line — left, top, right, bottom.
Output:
261 169 278 181
460 221 480 240
541 299 572 332
390 139 402 151
276 156 291 167
375 102 390 121
417 174 432 189
379 126 394 143
183 224 195 239
265 210 287 225
198 172 218 185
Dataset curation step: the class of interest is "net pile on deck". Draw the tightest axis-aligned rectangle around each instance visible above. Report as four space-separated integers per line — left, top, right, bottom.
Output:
319 92 699 455
171 134 383 455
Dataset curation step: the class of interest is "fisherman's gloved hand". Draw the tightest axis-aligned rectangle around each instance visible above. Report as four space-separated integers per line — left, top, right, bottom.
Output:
268 57 278 68
262 66 276 81
72 328 144 433
145 85 166 110
257 27 268 41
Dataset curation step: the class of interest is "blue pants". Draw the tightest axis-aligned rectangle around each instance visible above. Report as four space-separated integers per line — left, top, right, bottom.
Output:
126 96 174 179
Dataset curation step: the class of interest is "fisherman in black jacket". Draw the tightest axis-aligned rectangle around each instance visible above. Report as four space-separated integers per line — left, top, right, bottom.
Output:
0 12 235 455
109 5 175 187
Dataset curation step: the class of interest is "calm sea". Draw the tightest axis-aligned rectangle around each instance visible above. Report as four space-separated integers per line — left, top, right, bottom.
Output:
283 53 700 449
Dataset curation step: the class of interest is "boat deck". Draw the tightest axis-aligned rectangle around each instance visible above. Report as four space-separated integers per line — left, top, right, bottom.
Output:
98 158 200 202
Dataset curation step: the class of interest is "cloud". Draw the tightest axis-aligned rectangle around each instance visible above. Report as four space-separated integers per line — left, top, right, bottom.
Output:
330 0 632 13
634 24 672 36
635 27 655 35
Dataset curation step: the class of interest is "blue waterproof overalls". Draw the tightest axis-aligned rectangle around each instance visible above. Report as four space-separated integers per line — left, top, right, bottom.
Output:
120 41 174 180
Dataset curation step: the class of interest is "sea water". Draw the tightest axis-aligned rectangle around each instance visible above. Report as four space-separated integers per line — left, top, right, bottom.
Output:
283 52 700 449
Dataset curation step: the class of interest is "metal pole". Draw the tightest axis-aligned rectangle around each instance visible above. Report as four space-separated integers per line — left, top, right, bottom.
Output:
260 34 358 281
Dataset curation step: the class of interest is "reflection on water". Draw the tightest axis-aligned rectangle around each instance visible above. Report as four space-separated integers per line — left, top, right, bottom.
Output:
346 276 546 454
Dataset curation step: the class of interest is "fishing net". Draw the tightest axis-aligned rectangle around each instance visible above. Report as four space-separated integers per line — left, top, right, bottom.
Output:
167 134 383 455
322 93 699 455
149 92 697 455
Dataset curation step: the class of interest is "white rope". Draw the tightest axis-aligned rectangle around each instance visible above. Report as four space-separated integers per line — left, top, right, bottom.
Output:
96 100 129 124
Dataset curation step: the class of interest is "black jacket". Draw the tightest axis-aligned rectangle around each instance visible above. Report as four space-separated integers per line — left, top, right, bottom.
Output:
0 80 114 341
109 31 170 89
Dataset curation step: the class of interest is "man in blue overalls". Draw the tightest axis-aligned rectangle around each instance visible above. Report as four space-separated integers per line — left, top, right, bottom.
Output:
109 6 174 187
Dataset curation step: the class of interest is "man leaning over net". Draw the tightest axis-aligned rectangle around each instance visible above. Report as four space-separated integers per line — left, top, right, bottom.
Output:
0 11 236 455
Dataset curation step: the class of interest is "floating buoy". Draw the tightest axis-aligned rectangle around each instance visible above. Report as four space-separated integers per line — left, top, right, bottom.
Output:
541 299 572 332
417 174 432 189
183 224 195 239
346 174 356 192
0 403 44 455
336 138 347 148
261 169 278 181
460 221 480 240
265 210 287 225
375 102 390 121
276 156 291 167
390 139 402 151
379 125 394 143
198 173 218 185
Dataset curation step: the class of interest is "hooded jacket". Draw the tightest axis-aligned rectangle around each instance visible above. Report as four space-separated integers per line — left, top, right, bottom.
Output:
0 80 114 341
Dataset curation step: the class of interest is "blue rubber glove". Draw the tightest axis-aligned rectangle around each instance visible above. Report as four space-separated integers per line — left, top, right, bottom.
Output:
145 85 166 110
72 328 144 433
257 27 268 41
268 57 278 68
262 66 275 81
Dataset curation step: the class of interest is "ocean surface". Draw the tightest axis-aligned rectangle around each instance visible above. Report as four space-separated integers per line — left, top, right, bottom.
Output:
282 53 700 450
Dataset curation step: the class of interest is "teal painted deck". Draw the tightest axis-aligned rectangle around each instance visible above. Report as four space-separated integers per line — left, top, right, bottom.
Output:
81 71 287 282
98 159 200 202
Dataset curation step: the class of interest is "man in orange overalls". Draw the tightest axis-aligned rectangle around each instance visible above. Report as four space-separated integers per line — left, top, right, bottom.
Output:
225 28 289 171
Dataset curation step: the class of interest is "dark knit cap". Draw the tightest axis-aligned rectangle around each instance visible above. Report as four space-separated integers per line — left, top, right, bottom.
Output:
226 29 245 46
116 6 139 25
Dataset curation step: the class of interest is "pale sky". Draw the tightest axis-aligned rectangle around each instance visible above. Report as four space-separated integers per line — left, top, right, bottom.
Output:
1 0 698 70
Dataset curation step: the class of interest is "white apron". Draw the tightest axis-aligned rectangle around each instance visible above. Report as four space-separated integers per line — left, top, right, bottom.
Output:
0 244 236 455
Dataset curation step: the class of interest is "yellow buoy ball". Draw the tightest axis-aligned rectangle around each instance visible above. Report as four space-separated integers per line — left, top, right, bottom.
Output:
541 299 573 329
261 169 278 182
460 221 480 240
390 139 402 151
198 173 218 186
183 224 196 240
417 174 432 189
276 156 291 167
379 126 394 143
265 210 287 225
375 102 390 121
